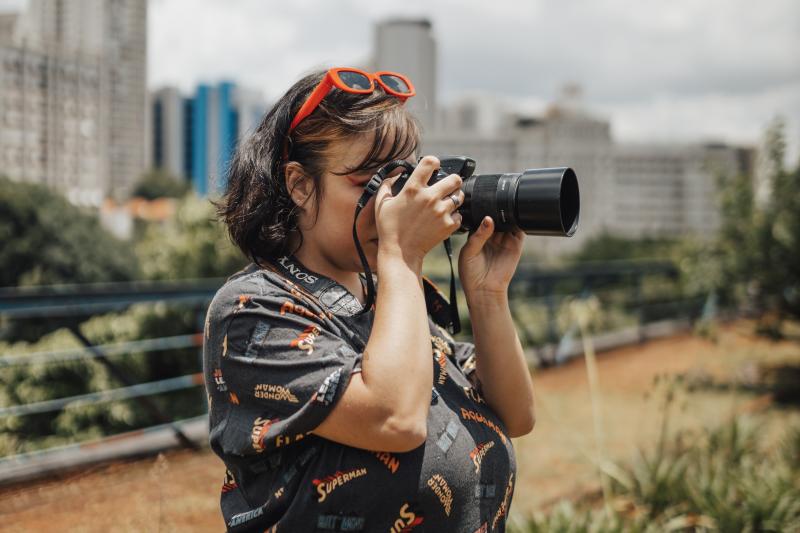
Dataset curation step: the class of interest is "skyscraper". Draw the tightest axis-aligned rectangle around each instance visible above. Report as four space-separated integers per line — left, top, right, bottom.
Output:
373 18 437 133
150 82 268 197
152 87 187 180
1 0 147 202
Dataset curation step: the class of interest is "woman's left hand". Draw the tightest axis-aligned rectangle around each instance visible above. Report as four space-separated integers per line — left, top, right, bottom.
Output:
458 216 525 298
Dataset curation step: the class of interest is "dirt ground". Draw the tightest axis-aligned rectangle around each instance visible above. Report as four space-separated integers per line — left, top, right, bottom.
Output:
1 321 798 532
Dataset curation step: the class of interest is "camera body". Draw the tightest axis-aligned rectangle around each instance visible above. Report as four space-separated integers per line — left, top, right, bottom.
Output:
391 156 580 237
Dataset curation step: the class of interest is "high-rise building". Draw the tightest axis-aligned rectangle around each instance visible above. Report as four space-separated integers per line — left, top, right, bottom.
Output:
0 37 106 205
150 82 268 197
373 18 437 133
0 0 147 203
152 87 187 180
426 89 753 260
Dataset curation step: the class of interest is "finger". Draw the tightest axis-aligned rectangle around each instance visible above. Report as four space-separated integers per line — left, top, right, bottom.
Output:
461 216 494 256
428 172 463 198
374 173 402 206
441 190 465 213
445 211 463 233
407 155 440 190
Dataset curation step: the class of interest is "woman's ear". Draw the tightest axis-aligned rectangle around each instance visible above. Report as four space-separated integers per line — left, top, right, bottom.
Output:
284 162 316 211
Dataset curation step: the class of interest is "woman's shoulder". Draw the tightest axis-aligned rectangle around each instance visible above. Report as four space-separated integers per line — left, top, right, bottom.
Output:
207 262 294 317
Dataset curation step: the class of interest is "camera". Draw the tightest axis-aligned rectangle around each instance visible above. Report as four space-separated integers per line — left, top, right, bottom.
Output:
390 156 580 237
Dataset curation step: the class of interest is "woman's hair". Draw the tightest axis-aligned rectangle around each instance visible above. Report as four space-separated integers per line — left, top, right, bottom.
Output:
214 69 421 264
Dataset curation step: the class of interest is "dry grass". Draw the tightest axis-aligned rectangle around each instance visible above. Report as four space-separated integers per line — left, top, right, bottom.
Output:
0 320 797 532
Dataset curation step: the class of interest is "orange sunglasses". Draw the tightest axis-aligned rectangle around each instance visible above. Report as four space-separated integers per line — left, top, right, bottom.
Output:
283 67 416 160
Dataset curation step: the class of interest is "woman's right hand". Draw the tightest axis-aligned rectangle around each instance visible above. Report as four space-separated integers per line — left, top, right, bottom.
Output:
373 155 465 265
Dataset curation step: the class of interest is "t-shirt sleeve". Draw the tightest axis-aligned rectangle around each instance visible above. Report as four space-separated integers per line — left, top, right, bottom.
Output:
209 286 362 458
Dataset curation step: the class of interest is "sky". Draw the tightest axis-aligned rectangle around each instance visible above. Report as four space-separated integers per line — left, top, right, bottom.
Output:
2 0 799 163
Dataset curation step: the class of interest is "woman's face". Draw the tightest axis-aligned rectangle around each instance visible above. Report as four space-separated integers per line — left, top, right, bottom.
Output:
296 133 414 274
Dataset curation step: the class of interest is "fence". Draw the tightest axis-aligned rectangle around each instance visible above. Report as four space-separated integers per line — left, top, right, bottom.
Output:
0 261 706 483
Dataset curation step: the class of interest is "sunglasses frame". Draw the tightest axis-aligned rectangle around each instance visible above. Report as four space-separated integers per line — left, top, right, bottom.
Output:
287 67 416 135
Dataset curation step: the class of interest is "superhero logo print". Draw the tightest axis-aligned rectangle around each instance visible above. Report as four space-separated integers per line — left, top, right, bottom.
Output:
275 432 308 448
227 506 264 529
312 368 342 406
290 324 321 355
460 408 507 444
373 451 401 474
469 441 495 474
434 348 449 386
430 334 453 356
312 467 368 503
463 384 486 405
251 416 280 452
389 503 424 532
426 473 454 516
254 383 299 403
492 472 514 530
316 513 366 531
279 299 327 323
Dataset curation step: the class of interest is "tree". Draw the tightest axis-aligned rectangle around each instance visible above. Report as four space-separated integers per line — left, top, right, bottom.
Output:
0 177 140 342
134 193 247 280
752 118 800 321
130 169 191 200
569 232 679 264
703 117 800 332
0 177 139 288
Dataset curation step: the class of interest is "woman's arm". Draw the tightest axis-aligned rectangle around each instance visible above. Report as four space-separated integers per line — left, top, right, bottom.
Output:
465 291 535 439
456 212 534 439
311 250 433 452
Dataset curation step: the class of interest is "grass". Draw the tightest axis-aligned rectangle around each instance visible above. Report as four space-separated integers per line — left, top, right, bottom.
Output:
509 405 800 532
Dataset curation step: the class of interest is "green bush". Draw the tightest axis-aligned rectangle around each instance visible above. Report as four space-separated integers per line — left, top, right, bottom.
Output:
510 418 800 532
0 176 139 288
130 169 191 200
134 193 247 280
0 303 205 457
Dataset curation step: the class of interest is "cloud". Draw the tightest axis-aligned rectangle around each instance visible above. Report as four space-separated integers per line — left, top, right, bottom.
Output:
122 0 800 162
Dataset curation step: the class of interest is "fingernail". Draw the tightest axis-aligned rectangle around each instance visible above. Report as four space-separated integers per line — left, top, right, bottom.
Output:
482 217 490 228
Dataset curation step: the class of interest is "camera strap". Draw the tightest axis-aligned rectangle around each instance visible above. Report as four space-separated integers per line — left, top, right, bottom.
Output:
352 160 462 335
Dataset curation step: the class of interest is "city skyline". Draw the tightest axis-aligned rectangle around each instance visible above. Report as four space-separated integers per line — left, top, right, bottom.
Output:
1 0 797 162
144 0 799 163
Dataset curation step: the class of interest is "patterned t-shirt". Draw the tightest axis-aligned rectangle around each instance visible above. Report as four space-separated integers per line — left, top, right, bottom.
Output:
202 254 517 532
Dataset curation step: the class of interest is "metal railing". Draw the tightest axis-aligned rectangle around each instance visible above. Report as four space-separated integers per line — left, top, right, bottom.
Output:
0 261 706 482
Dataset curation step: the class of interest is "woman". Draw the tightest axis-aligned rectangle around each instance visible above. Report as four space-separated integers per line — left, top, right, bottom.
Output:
204 67 535 532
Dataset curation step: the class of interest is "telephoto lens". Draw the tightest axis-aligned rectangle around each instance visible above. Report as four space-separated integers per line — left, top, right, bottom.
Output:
391 156 580 237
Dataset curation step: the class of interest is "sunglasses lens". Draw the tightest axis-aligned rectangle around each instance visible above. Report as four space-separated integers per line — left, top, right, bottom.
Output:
338 71 372 90
379 74 411 94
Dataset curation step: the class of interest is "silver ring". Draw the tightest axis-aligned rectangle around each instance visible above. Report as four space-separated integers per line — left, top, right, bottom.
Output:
449 194 460 209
